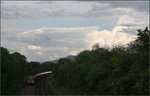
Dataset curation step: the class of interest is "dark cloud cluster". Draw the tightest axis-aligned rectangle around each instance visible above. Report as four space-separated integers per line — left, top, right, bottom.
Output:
102 1 149 12
1 1 149 19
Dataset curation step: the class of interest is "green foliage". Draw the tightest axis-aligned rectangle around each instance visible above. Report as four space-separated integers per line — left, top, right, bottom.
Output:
1 47 54 95
1 47 28 95
40 61 53 72
52 27 149 95
136 26 150 52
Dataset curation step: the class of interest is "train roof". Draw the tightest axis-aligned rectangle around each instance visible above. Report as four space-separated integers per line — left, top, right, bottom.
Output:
35 71 52 77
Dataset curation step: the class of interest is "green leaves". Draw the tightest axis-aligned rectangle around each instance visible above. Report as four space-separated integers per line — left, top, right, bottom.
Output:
1 47 55 95
1 47 28 95
52 27 149 95
136 27 150 52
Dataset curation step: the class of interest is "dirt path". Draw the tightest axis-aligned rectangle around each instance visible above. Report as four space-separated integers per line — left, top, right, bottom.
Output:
21 76 61 95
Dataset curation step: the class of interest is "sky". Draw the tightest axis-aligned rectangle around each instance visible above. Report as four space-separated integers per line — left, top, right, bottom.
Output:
1 1 149 62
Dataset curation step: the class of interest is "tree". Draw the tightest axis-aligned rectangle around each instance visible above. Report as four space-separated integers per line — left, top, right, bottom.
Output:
136 27 150 52
1 47 29 95
52 27 149 95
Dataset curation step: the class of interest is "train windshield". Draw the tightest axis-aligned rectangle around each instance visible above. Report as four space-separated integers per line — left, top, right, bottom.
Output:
28 77 33 81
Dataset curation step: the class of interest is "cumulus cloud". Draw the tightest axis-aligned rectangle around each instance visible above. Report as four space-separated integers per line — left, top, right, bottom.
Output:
116 14 148 34
68 51 78 55
49 56 54 60
42 46 70 52
3 26 139 61
1 1 149 62
28 45 42 50
16 27 99 48
86 26 137 49
37 52 43 55
2 25 147 61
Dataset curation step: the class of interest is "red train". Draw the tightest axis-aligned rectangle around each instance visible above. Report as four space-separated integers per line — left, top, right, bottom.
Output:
27 71 52 86
27 76 35 85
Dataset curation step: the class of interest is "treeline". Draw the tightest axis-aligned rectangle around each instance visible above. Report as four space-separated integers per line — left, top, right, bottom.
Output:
52 27 149 95
1 48 53 95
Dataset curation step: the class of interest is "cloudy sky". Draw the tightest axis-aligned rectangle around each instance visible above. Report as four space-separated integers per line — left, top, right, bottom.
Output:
1 1 149 62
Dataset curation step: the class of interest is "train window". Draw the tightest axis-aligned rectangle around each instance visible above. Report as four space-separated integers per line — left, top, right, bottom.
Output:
28 77 33 81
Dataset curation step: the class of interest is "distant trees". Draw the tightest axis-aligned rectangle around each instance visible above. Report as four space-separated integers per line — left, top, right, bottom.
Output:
40 61 53 72
52 27 149 95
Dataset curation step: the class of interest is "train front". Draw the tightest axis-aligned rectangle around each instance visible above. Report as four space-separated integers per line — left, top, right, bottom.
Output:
27 76 35 85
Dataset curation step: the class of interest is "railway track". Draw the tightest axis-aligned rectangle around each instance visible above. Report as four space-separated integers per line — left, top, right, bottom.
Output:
21 76 56 95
